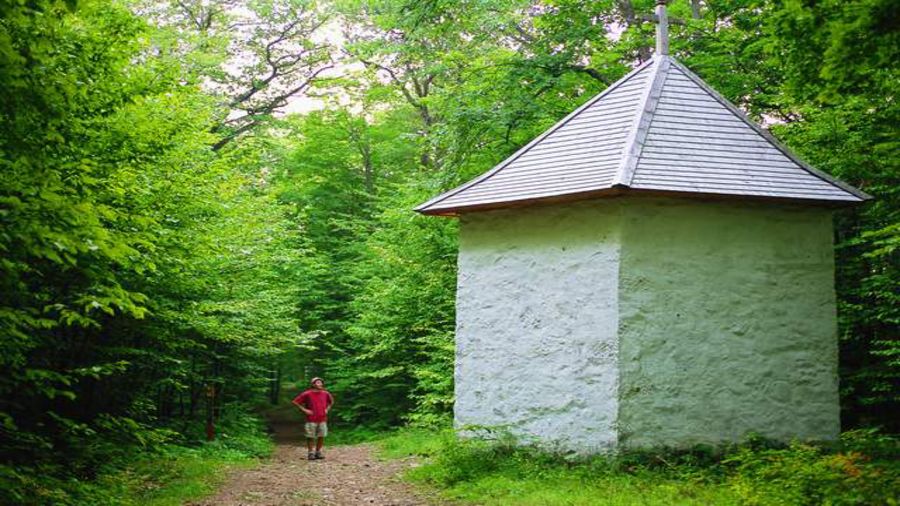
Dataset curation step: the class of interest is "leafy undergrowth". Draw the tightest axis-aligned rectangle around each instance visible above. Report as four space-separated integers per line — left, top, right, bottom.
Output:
2 411 273 506
376 428 900 505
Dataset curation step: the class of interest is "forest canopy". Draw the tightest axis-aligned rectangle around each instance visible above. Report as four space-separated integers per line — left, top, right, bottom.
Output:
0 0 897 503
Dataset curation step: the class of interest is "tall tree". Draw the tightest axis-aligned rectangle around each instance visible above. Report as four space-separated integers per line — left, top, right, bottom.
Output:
762 0 899 429
0 1 305 501
140 0 336 149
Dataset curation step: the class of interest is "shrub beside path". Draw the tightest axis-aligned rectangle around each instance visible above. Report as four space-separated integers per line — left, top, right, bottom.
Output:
189 417 428 506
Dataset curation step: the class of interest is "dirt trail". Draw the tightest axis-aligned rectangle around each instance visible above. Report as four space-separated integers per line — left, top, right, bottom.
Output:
190 418 428 506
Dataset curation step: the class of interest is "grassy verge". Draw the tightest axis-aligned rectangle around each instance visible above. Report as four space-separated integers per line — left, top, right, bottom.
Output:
375 428 900 505
9 410 275 505
93 441 265 505
101 412 273 506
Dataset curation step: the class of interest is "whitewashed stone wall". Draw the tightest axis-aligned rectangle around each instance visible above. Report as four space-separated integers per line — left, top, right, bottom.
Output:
456 200 623 452
454 196 840 452
617 198 840 448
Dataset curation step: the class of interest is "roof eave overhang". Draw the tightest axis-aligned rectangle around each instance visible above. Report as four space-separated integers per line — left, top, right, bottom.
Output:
415 186 867 217
415 187 628 216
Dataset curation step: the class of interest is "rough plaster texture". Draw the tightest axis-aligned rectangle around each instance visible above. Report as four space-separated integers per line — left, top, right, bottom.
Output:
617 198 839 448
456 200 622 452
454 196 840 452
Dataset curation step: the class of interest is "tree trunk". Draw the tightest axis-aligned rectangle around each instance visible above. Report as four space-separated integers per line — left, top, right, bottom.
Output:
362 144 375 195
269 365 282 405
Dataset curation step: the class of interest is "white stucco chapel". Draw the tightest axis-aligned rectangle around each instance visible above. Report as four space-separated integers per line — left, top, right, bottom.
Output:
415 2 870 452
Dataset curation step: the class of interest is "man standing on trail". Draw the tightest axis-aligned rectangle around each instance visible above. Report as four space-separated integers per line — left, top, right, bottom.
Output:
292 377 334 461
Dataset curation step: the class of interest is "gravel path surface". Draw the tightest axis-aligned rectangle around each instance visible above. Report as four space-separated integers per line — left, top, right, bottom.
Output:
189 420 429 506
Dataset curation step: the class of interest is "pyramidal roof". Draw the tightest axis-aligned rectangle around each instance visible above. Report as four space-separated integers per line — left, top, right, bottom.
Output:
415 55 869 216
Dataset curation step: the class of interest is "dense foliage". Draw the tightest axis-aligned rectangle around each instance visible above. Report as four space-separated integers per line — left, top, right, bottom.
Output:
0 0 897 503
0 0 303 502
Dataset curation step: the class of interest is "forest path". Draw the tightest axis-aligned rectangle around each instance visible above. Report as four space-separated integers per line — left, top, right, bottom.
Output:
189 416 428 506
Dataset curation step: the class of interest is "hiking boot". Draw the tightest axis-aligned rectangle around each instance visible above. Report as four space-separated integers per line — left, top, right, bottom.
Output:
315 451 324 460
307 452 316 461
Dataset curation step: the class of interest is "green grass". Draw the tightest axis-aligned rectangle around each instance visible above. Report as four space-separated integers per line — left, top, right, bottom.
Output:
375 427 451 459
25 411 278 506
374 428 900 506
96 442 263 506
426 472 735 506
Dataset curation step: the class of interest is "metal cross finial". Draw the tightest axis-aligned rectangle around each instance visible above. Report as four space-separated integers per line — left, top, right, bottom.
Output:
656 0 669 56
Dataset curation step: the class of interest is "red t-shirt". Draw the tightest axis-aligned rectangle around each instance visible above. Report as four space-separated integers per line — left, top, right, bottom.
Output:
292 389 333 423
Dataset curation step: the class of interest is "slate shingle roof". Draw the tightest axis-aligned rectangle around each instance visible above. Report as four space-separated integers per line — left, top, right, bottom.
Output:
415 56 869 216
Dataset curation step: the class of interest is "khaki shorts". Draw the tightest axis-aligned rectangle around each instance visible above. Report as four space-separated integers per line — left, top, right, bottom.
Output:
304 422 328 438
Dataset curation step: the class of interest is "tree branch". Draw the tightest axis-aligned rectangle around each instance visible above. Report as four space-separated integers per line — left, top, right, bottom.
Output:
568 64 610 85
357 56 422 107
212 120 258 151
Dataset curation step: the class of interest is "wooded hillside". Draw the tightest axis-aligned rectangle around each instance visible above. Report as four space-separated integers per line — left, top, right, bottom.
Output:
1 0 896 503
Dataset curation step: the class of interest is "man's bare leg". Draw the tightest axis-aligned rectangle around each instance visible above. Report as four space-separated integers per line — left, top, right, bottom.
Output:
315 436 325 459
306 437 316 460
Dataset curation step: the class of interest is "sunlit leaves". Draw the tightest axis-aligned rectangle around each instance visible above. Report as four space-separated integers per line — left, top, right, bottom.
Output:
0 2 305 501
